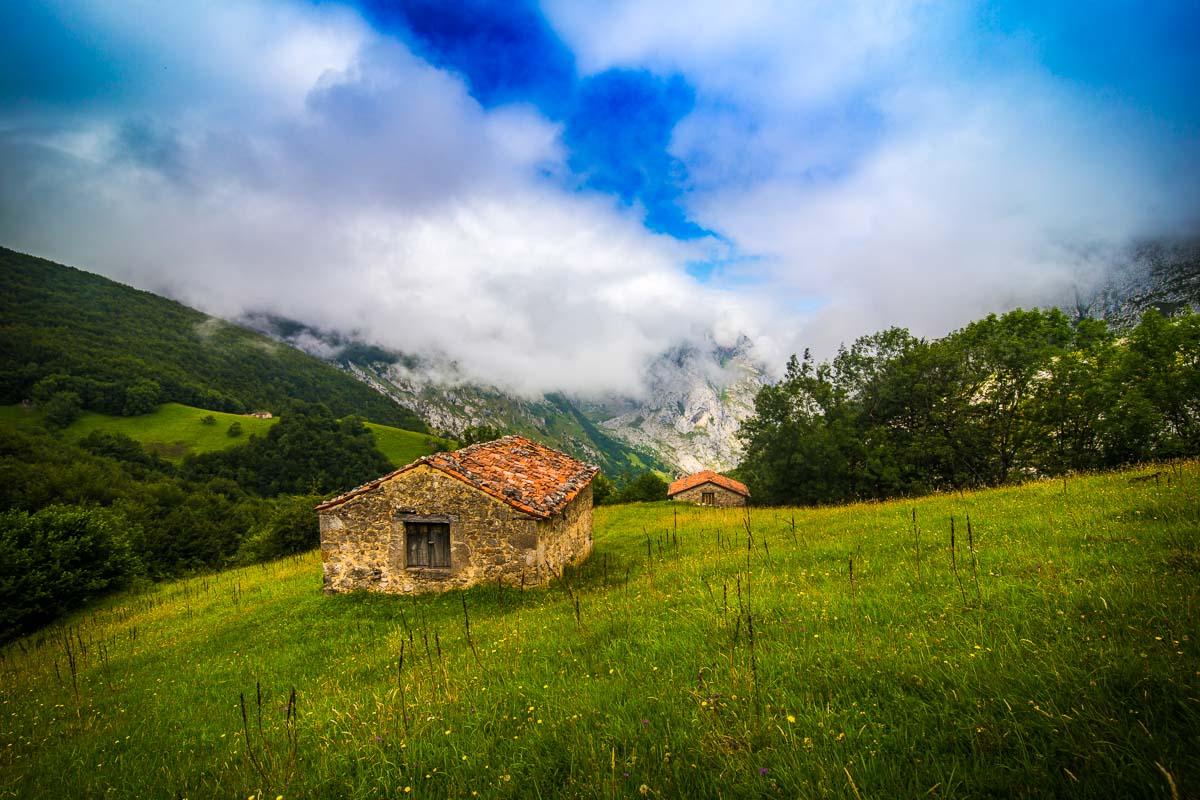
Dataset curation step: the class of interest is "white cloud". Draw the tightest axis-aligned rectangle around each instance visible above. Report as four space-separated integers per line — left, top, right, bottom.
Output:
3 0 1195 402
0 0 766 396
545 1 1200 360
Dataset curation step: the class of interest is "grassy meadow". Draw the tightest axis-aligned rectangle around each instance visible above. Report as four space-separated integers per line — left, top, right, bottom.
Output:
0 403 450 466
1 464 1197 798
365 422 454 469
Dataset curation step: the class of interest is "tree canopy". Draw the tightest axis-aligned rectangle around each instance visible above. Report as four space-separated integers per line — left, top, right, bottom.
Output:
737 308 1200 506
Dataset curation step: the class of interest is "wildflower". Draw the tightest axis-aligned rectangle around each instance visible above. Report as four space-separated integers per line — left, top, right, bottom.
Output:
404 788 411 794
759 767 769 776
641 719 649 727
786 714 796 724
639 785 650 795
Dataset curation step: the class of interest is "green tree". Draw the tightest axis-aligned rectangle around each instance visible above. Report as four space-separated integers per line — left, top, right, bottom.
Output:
122 379 161 416
227 421 243 438
42 391 82 430
0 505 142 641
184 403 393 496
617 471 668 503
591 472 615 505
236 495 320 563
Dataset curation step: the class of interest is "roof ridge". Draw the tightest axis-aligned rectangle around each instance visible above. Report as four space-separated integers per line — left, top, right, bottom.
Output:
315 435 598 515
667 469 750 498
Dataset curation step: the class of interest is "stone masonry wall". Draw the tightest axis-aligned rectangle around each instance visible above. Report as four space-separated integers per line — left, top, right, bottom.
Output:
536 484 593 577
670 482 747 507
319 465 593 594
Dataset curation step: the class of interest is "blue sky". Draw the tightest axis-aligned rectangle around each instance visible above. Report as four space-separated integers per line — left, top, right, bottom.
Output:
0 1 1196 393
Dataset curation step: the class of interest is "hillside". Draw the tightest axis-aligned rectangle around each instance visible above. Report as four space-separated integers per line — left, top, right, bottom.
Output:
0 247 427 431
0 402 450 466
584 334 768 473
3 464 1196 798
243 314 668 480
246 314 768 477
1067 237 1200 327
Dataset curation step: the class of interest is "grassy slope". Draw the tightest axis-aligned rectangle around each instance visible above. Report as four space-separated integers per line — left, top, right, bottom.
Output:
0 403 450 466
62 404 277 460
365 422 453 468
2 465 1197 798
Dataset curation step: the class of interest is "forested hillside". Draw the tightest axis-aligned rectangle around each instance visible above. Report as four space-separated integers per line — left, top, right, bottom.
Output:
738 307 1200 505
0 248 426 431
0 404 401 640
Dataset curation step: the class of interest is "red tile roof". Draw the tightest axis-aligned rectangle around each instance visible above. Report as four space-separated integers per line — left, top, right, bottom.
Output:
314 435 599 519
667 470 750 498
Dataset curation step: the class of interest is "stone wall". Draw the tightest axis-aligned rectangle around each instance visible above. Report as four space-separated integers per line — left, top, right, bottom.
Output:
318 465 593 594
536 484 593 577
670 482 747 507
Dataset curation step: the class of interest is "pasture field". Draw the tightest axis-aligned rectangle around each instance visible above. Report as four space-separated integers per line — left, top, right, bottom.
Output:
1 464 1197 798
0 402 277 461
0 403 449 466
365 422 454 468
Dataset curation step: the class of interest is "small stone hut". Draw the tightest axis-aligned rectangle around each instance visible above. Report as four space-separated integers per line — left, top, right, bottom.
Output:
315 436 598 594
667 470 750 507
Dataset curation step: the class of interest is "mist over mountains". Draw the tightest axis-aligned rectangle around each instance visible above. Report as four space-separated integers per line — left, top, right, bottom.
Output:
238 235 1199 475
1063 238 1200 327
241 312 766 475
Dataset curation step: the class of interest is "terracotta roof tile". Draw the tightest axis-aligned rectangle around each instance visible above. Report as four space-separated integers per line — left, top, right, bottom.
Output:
315 435 599 518
667 470 750 498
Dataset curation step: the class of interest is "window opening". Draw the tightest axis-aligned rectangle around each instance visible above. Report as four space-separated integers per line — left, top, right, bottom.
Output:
406 521 450 568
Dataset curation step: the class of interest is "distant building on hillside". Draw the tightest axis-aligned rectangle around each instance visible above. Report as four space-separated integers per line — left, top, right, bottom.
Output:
315 436 597 594
667 470 750 507
248 410 273 419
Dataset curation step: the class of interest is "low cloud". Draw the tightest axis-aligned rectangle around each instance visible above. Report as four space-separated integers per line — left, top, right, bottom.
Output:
547 1 1200 355
0 0 768 397
2 0 1196 399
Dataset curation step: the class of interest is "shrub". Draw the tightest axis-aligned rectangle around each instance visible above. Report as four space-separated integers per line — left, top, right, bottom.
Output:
0 505 142 640
236 496 320 563
42 391 82 430
617 471 668 503
122 379 160 416
592 472 616 505
77 431 173 475
227 421 243 438
201 414 216 426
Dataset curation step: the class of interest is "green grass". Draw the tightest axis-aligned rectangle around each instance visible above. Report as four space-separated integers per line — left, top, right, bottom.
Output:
1 403 447 466
366 422 454 468
1 402 277 461
2 464 1197 798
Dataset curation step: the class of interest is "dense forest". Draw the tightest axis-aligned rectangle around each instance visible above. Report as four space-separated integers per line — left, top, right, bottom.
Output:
0 404 393 640
0 247 427 431
737 308 1200 505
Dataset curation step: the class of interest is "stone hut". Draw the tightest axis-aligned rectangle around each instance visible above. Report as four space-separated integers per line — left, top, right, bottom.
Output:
315 435 598 594
667 470 750 507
